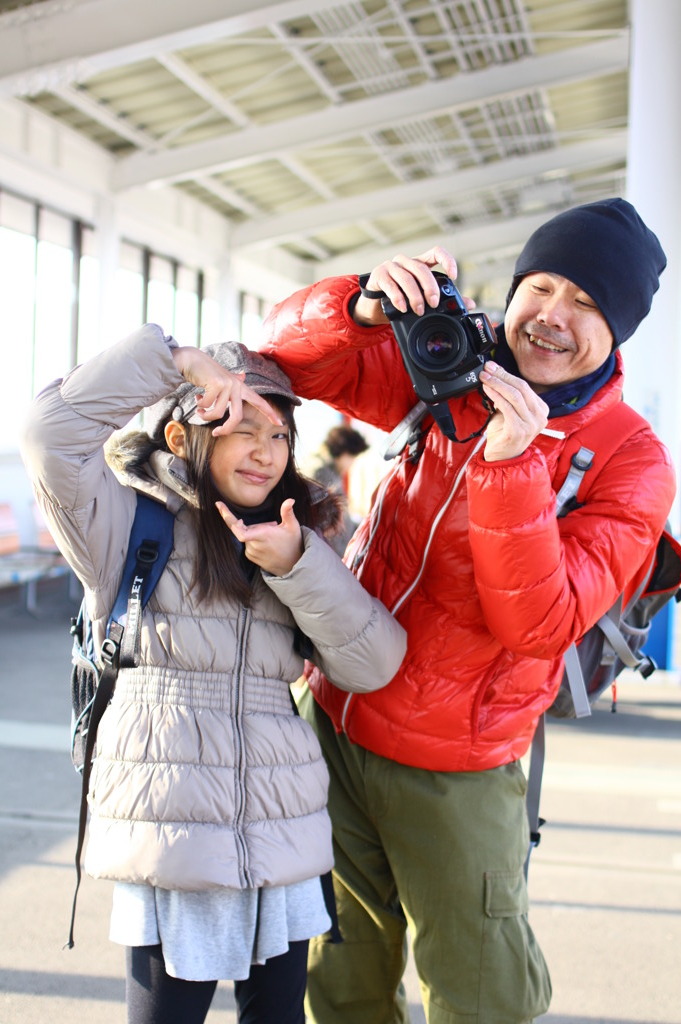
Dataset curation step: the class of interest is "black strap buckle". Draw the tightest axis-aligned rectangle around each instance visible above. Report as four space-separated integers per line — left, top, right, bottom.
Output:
136 541 159 565
530 817 546 848
100 636 119 667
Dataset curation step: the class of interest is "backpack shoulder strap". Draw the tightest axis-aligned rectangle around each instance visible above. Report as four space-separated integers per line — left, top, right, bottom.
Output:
557 401 655 712
554 446 596 518
554 400 648 514
66 492 174 949
109 493 175 624
526 401 654 870
110 494 175 668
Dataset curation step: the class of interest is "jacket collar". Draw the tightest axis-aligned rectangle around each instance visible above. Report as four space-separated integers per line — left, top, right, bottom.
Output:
115 450 197 514
545 349 625 438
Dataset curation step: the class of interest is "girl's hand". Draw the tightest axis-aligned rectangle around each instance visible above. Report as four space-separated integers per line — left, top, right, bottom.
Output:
353 245 472 326
172 347 282 435
215 498 304 576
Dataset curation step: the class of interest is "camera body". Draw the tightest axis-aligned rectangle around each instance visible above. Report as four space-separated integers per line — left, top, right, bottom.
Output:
382 273 496 406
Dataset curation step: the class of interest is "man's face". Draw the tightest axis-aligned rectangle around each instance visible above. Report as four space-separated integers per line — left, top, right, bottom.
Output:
504 272 614 393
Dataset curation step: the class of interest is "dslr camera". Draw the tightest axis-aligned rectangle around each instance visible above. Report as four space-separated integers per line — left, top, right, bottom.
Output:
381 273 496 441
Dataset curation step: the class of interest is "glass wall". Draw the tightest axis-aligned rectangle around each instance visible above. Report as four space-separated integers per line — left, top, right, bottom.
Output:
240 292 265 347
1 192 37 453
33 208 76 395
0 186 212 454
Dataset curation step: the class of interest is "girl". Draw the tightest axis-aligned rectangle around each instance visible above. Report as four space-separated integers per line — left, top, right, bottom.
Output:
21 324 406 1024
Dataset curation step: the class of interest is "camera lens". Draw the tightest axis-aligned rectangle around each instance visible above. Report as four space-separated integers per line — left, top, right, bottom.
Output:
424 331 455 358
408 315 466 376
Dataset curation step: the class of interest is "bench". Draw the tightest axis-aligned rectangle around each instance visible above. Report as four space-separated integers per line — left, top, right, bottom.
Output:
0 502 78 613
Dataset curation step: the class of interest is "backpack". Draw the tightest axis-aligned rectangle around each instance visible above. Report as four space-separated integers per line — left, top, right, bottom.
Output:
526 402 681 867
66 493 175 947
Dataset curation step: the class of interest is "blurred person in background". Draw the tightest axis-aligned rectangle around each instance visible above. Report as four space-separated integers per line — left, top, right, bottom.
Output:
304 425 368 556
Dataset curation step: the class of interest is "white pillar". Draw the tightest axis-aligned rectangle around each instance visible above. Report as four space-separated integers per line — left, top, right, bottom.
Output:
624 0 681 531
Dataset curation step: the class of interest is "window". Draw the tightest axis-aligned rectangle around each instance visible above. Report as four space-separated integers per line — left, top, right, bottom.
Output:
77 227 101 363
0 185 214 453
0 197 37 452
33 208 75 394
147 253 175 332
0 197 81 451
112 241 145 341
240 291 264 346
175 265 200 347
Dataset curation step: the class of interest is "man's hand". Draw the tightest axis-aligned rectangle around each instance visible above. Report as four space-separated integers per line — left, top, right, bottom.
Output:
353 246 472 326
216 498 304 576
172 346 282 435
479 361 549 462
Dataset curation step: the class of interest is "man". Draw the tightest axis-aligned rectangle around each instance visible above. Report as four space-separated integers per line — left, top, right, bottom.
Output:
260 199 675 1023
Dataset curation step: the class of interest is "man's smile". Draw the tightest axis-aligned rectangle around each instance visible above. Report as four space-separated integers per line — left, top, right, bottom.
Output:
528 333 568 353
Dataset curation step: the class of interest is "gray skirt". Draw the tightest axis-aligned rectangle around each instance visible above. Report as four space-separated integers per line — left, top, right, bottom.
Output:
109 877 330 981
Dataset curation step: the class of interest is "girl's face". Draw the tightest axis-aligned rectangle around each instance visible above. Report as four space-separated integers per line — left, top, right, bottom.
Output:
209 400 291 506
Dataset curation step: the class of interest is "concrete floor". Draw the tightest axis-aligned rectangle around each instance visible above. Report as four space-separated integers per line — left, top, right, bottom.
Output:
1 577 680 1023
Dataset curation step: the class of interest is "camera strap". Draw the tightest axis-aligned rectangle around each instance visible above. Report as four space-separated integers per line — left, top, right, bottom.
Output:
381 401 429 460
382 391 497 459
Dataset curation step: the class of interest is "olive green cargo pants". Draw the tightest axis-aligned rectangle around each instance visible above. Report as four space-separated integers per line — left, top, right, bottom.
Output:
299 687 551 1024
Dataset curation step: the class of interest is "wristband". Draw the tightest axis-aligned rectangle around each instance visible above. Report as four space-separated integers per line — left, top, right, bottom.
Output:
358 273 385 300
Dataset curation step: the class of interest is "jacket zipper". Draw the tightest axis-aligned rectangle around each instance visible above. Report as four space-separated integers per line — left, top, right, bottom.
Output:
232 606 252 887
340 435 485 734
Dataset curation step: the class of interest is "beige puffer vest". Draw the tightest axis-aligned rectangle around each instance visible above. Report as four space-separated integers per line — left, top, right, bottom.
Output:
87 507 336 890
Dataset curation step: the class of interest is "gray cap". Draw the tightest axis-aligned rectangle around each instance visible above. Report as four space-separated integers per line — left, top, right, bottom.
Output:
145 341 300 440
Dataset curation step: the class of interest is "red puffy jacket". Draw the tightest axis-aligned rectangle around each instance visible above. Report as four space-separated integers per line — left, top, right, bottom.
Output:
261 276 676 771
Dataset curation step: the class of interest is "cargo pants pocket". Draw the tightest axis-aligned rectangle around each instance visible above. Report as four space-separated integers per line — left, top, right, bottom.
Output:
478 869 551 1023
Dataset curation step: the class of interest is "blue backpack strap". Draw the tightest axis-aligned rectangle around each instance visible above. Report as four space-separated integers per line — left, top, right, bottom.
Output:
110 493 175 624
112 493 175 670
66 493 174 950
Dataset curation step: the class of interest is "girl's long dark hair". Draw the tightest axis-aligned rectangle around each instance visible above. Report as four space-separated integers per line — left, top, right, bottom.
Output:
182 395 340 606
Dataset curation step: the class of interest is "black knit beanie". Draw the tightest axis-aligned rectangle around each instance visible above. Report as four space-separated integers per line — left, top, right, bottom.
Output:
508 198 667 346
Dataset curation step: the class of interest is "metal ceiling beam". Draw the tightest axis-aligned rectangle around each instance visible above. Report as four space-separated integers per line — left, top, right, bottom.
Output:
51 83 152 148
231 131 627 248
111 35 628 190
0 0 344 97
315 210 553 279
155 53 250 128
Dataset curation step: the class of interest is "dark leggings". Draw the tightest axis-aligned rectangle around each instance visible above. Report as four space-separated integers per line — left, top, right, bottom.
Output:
126 940 309 1024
